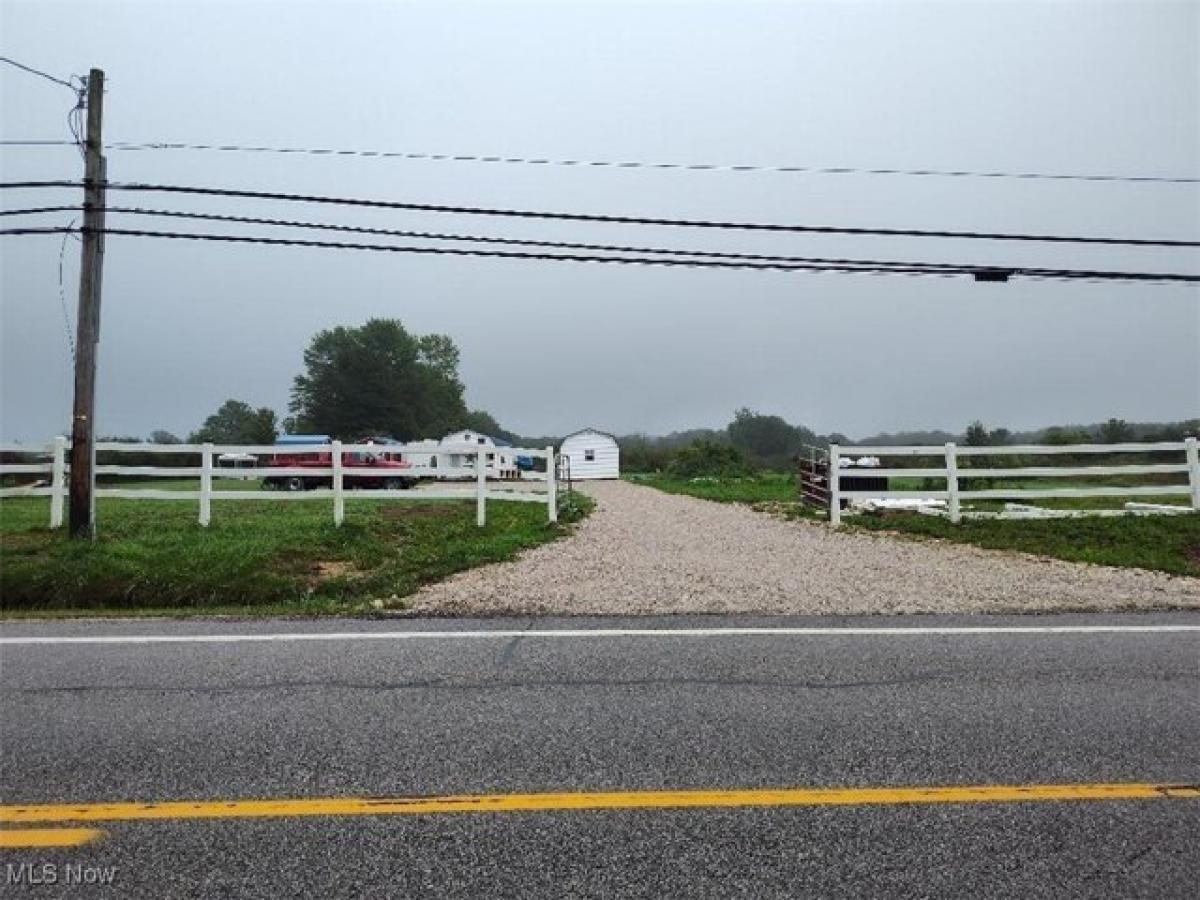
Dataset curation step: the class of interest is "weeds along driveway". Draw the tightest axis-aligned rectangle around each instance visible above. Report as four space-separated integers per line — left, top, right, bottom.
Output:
410 480 1200 616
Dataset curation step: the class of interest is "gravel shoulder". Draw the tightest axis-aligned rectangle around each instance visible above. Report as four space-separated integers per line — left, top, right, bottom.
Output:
409 480 1200 616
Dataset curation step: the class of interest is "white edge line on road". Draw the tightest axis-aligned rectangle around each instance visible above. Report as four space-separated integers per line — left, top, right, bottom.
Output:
1 625 1198 645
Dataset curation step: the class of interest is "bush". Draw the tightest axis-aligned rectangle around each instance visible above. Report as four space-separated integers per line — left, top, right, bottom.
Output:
665 440 751 479
619 441 676 473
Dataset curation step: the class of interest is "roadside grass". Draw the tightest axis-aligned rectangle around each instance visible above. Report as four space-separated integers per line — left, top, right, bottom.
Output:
629 471 1199 576
845 511 1200 578
0 493 592 615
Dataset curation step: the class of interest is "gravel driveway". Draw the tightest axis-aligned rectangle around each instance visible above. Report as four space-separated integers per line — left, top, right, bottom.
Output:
409 480 1200 615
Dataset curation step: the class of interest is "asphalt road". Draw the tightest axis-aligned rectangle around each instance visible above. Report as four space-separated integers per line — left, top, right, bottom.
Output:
1 613 1198 898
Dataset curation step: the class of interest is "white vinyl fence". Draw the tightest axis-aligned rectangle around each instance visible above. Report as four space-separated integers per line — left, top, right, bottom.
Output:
0 439 558 528
828 438 1200 527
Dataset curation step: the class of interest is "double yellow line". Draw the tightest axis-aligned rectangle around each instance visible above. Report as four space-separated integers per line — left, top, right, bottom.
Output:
3 782 1197 849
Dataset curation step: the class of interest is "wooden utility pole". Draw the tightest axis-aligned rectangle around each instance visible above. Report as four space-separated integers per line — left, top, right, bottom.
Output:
68 68 106 538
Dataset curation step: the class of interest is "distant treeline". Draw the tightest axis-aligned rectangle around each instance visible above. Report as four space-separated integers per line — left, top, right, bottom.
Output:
607 412 1200 476
853 418 1200 448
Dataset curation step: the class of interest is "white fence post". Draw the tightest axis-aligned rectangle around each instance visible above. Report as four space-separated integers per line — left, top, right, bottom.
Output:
476 448 487 527
546 445 558 523
332 439 344 526
199 443 213 527
945 442 960 523
49 436 67 528
828 444 841 527
1186 436 1200 510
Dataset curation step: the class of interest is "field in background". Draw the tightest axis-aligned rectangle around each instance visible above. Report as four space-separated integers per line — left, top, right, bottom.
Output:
0 494 591 614
625 472 802 505
628 471 1200 577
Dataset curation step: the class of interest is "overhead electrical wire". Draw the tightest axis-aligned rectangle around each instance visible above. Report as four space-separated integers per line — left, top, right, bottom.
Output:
56 218 77 359
0 57 88 358
3 180 1196 247
3 225 1196 284
0 61 89 159
1 138 1196 185
0 56 75 90
0 204 1007 270
5 204 1198 280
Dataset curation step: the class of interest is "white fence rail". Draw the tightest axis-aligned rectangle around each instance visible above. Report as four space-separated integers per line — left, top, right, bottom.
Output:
0 439 559 528
828 438 1200 527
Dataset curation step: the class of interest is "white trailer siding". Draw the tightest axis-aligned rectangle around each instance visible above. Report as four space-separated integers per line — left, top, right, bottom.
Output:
442 430 495 448
436 431 517 478
440 431 493 473
401 439 444 471
560 429 620 480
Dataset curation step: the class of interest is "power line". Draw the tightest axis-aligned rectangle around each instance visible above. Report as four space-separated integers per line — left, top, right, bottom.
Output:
0 56 75 90
7 203 1198 277
0 206 80 216
57 218 77 359
3 180 1196 248
2 138 1196 185
3 225 1196 283
0 204 990 270
0 61 88 158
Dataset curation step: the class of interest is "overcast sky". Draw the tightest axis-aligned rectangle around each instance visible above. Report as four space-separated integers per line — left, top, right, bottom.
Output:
2 0 1197 443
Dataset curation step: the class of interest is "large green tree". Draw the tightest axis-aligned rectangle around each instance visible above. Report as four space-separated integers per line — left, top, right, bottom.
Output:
726 408 817 468
728 408 799 457
288 319 468 440
190 400 277 444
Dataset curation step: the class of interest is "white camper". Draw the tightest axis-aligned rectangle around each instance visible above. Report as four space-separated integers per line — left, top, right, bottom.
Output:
437 430 518 479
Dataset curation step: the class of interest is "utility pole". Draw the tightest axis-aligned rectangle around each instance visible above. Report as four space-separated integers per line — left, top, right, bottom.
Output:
68 68 106 538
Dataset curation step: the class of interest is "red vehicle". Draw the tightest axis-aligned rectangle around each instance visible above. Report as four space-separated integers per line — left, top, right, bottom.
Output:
262 435 417 491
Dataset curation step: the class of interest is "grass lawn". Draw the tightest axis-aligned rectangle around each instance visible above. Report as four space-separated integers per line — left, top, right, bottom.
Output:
0 492 591 615
847 511 1200 577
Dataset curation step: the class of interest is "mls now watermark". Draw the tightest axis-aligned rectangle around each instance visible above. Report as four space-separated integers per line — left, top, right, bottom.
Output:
6 863 118 887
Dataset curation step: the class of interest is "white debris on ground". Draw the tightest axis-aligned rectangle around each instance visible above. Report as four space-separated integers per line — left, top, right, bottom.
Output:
839 456 882 468
852 498 947 512
408 480 1199 616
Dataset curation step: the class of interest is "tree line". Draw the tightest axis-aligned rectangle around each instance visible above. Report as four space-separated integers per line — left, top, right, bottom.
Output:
616 412 1200 477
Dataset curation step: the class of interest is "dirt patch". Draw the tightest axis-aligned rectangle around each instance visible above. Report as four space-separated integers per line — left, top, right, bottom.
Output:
311 561 356 579
0 532 51 552
269 556 360 587
380 503 461 522
1184 544 1200 567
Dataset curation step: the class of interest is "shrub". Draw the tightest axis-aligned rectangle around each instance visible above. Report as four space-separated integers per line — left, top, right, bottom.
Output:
666 440 751 479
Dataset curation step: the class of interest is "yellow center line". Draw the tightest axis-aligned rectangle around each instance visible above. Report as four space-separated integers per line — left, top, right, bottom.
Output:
0 828 104 848
1 783 1197 824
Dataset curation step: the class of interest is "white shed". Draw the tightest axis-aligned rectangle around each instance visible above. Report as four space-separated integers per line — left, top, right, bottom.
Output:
559 428 620 480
